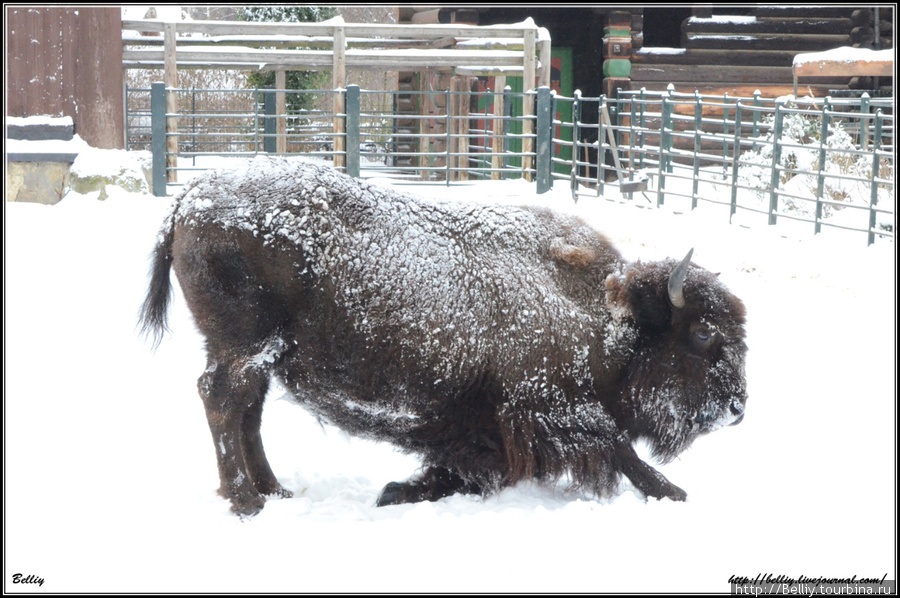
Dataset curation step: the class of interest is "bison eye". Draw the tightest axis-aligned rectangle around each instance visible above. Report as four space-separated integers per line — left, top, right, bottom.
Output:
689 322 713 353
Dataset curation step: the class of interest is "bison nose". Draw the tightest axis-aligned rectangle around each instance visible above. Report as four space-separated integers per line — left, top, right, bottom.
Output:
728 401 745 426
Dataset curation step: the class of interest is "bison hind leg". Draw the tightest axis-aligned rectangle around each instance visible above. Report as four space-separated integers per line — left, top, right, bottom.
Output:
198 340 292 517
375 467 481 507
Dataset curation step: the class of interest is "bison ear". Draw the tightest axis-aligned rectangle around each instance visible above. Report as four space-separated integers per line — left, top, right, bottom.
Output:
606 265 672 332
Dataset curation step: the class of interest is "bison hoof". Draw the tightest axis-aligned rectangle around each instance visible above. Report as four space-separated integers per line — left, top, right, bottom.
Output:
376 482 407 507
270 486 294 499
642 480 687 502
220 488 266 517
659 484 687 502
232 496 266 518
376 467 480 507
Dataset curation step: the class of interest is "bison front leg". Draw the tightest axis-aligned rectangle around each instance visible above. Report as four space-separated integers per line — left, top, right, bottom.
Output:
376 467 481 507
198 357 275 516
614 441 687 502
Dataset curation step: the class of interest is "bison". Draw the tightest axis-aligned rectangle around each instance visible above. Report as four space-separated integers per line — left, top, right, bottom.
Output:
140 157 748 517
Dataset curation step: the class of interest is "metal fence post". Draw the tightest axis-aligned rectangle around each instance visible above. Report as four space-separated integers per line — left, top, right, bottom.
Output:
722 92 731 175
150 81 167 197
638 88 647 170
692 91 702 209
503 85 512 175
729 101 744 223
868 110 883 246
536 86 553 194
859 92 871 149
657 94 673 207
571 90 582 198
768 101 785 226
751 90 761 152
445 87 452 185
264 89 277 154
597 96 606 197
814 101 831 235
346 85 360 178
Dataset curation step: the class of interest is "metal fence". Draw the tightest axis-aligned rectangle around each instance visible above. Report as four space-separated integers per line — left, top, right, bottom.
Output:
131 83 541 192
129 83 893 245
556 87 894 245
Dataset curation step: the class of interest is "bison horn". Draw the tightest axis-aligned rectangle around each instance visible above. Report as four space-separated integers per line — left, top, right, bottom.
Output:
668 248 694 309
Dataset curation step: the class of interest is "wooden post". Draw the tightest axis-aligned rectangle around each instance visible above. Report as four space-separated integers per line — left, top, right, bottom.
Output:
332 24 346 170
275 69 286 153
491 76 506 180
522 26 536 181
452 77 472 181
538 34 551 88
163 22 178 183
419 71 430 180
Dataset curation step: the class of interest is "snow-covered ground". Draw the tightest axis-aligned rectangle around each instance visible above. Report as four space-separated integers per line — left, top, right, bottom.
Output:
5 150 895 593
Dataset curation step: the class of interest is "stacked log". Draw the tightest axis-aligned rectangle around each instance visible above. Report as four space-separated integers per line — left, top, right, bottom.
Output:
630 7 892 99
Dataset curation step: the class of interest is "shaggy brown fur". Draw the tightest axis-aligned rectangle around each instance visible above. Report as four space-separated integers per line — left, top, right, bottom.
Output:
140 158 748 517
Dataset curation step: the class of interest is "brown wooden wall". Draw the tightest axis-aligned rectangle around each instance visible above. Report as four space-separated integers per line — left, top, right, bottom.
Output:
6 6 124 149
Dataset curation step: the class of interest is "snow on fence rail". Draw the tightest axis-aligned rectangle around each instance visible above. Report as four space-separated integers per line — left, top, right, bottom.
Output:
127 84 893 246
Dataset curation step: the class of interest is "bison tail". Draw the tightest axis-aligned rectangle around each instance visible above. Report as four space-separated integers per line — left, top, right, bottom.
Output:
138 219 176 349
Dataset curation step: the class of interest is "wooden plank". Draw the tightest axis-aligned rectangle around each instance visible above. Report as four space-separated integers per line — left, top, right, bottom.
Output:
122 32 446 50
753 7 856 19
793 48 893 95
122 19 533 40
685 33 851 52
631 64 795 84
7 7 123 148
793 57 893 78
683 17 853 35
491 75 506 180
633 48 797 67
333 25 346 170
164 22 178 183
622 82 843 99
522 27 535 182
123 48 524 69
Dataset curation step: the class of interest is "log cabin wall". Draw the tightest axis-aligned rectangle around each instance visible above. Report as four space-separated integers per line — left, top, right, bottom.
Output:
402 7 892 101
631 6 893 99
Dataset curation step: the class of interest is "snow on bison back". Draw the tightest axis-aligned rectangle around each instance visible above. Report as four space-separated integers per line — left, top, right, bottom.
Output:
139 157 748 517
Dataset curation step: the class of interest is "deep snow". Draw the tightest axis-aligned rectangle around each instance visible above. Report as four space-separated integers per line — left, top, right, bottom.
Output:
4 151 896 593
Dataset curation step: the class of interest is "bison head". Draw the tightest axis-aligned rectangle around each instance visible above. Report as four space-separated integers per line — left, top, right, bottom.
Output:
607 249 748 462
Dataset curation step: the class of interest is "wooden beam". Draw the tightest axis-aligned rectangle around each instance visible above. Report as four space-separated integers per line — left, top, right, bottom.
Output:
522 26 535 182
122 19 533 40
491 75 506 180
631 64 795 83
123 48 525 70
793 48 893 95
333 25 346 170
164 22 177 183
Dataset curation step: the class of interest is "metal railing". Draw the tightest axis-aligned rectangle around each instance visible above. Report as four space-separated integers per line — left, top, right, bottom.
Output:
129 83 893 245
558 87 894 246
133 83 543 194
